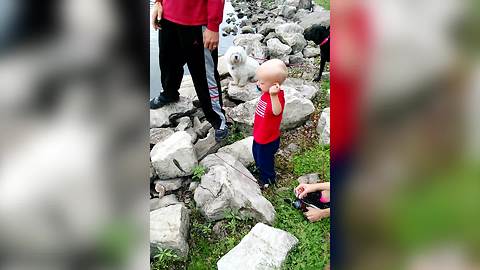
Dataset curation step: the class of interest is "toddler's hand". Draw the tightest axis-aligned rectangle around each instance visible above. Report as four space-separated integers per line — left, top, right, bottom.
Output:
269 83 280 96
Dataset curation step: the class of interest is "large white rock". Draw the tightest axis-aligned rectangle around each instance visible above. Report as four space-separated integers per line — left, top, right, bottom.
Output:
228 92 315 130
317 107 330 145
218 136 254 167
150 128 174 145
154 178 183 192
227 81 262 102
194 128 220 161
178 76 197 100
151 131 198 179
303 46 321 58
150 204 190 257
275 23 304 34
282 78 320 100
217 223 298 270
150 98 195 128
267 38 292 58
150 194 182 211
218 55 229 78
298 9 330 29
277 32 307 54
279 5 297 19
194 153 275 224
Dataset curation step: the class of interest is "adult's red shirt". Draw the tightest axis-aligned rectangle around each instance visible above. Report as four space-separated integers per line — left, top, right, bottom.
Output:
155 0 225 32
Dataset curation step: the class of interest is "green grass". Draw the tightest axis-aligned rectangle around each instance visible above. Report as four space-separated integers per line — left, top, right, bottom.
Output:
314 0 330 10
292 144 330 180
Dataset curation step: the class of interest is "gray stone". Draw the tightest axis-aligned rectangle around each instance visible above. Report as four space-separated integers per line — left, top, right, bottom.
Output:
188 181 200 192
289 52 304 64
234 34 268 60
297 9 330 29
218 55 229 79
150 128 174 146
241 26 255 34
155 178 183 192
317 107 330 145
151 131 198 179
193 128 220 161
303 46 321 58
150 98 195 128
266 38 291 58
282 78 320 100
277 32 307 54
275 23 304 34
258 23 279 36
227 81 262 102
297 173 320 184
217 223 298 270
150 194 181 211
175 117 192 132
150 204 190 257
279 5 297 19
218 136 254 167
192 117 213 138
194 153 275 224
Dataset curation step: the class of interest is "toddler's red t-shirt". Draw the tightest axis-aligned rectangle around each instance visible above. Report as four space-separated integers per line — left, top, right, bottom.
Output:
253 90 286 144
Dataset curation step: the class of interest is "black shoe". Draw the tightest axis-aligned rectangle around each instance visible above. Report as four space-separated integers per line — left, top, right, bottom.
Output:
214 127 229 142
149 95 179 109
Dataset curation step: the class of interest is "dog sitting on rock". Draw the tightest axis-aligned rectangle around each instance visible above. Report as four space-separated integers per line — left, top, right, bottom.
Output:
224 46 259 87
304 24 330 82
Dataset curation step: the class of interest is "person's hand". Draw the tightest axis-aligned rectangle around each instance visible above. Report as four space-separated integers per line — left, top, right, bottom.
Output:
304 207 330 222
203 29 219 51
295 183 315 199
151 2 163 30
269 83 280 96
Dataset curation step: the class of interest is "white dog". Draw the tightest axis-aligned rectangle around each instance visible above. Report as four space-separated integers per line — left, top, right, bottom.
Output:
224 46 259 87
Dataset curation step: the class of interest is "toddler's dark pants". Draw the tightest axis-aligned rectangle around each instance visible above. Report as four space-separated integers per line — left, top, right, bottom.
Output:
252 137 280 185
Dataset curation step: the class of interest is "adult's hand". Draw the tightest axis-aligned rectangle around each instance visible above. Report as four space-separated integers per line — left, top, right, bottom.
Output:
295 183 316 199
304 207 330 222
203 29 219 51
151 2 163 30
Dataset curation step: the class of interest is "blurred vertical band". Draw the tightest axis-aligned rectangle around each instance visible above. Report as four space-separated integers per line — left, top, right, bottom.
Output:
0 0 149 270
332 0 480 269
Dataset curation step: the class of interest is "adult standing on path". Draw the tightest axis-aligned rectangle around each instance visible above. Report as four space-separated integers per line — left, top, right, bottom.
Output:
150 0 229 142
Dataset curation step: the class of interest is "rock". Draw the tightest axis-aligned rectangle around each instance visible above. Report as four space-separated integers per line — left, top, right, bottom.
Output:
277 32 307 54
188 181 200 192
275 23 304 34
317 107 330 145
150 161 157 180
193 128 220 161
178 76 197 101
150 128 174 146
282 78 320 100
229 92 315 130
155 178 183 192
258 23 278 36
298 9 330 29
212 220 228 239
303 46 321 58
234 33 264 46
227 82 262 102
185 127 198 144
150 204 190 257
241 26 255 34
218 136 254 167
194 153 275 224
192 117 213 138
217 223 298 270
151 131 198 179
150 194 181 211
155 184 166 199
150 98 195 128
278 5 297 19
289 52 304 64
297 173 320 184
218 55 229 79
298 0 312 10
175 117 192 132
286 143 300 153
267 38 292 58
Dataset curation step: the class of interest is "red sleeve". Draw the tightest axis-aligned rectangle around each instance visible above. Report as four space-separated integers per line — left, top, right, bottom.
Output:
207 0 225 32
